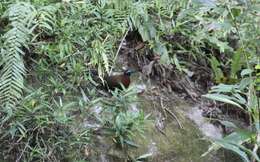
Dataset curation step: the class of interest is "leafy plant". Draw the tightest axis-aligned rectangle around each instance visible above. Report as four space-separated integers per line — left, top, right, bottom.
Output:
0 0 259 161
0 2 58 117
0 2 36 115
0 87 89 161
196 0 260 161
100 87 148 149
209 55 224 83
203 64 259 162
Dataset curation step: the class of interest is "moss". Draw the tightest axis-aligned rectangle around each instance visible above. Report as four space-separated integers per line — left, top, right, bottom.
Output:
127 97 222 162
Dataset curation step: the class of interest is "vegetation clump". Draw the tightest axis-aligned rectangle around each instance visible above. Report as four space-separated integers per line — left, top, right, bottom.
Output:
0 0 259 161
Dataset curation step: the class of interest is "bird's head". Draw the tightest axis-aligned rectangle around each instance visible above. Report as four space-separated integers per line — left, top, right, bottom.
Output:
123 69 136 76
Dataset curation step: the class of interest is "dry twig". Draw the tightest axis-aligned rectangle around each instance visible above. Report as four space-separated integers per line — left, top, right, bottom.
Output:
160 98 183 129
109 27 130 75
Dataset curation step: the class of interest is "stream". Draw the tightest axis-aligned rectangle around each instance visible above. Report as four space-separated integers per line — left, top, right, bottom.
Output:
84 71 241 162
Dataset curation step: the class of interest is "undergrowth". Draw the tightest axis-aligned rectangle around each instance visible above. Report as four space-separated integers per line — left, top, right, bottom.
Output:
0 0 259 161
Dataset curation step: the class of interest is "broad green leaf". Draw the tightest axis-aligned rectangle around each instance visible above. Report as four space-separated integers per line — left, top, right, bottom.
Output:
214 140 250 162
210 84 235 93
255 64 260 70
233 93 246 105
240 69 253 77
238 78 251 90
202 94 243 109
202 131 253 159
124 139 139 148
209 56 224 82
219 120 237 128
237 144 260 162
173 54 182 72
208 36 233 52
154 41 170 65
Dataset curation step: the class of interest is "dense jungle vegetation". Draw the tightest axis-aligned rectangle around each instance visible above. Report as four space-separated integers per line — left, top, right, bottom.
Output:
0 0 259 161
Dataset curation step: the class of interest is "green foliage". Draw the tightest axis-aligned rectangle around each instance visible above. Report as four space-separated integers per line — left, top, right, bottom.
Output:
32 1 128 82
202 130 259 162
0 87 89 161
203 64 259 161
37 4 58 33
209 55 224 83
199 0 260 160
110 111 146 148
100 87 148 149
0 0 259 161
0 2 59 115
230 49 242 79
91 39 110 74
0 0 186 161
255 64 260 93
0 2 36 114
210 50 244 83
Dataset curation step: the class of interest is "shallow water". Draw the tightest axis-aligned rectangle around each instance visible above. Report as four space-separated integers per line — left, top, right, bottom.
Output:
125 96 222 162
84 72 242 162
187 107 222 139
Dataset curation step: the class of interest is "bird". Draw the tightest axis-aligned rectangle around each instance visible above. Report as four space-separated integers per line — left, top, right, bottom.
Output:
103 69 136 90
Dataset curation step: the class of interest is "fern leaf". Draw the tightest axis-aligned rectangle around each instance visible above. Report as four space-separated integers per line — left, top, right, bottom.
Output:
0 2 36 110
37 5 57 32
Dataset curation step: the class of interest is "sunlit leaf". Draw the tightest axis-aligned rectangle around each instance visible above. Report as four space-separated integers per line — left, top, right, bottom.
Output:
209 56 224 82
136 153 153 160
202 131 254 161
231 49 242 79
202 94 243 109
219 120 237 128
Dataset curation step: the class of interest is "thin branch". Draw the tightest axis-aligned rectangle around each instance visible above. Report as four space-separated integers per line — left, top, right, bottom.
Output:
109 27 130 75
160 99 183 129
160 97 167 118
165 107 183 129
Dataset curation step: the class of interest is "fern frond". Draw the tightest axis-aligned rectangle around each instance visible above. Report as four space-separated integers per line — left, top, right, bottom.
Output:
37 5 58 32
0 2 36 110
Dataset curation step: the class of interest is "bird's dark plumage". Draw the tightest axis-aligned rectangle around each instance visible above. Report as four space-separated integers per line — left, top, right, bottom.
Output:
104 69 135 90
